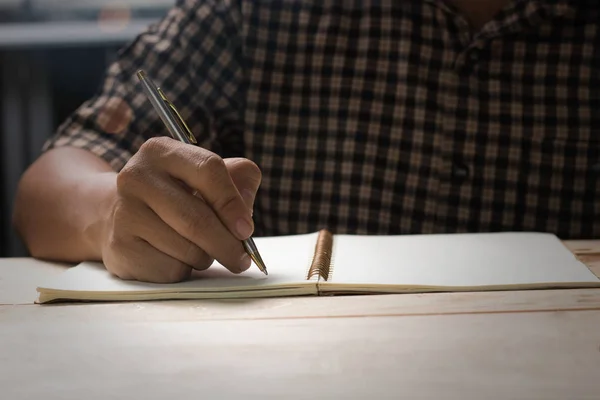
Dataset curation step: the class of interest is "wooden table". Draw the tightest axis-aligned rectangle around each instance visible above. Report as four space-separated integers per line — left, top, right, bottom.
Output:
1 241 600 399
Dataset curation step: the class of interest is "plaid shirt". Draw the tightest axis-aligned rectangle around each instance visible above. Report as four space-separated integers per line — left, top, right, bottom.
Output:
45 0 600 239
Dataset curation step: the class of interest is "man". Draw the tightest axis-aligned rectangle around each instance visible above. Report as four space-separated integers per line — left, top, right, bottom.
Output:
13 0 599 283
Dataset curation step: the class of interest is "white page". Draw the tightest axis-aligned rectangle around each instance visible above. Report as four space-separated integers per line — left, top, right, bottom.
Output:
38 232 319 294
328 232 600 288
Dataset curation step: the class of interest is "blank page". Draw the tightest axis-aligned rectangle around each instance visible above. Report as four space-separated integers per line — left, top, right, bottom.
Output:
38 232 319 295
327 232 600 288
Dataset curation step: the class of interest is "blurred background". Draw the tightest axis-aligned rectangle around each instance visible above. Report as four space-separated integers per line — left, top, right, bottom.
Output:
0 0 174 257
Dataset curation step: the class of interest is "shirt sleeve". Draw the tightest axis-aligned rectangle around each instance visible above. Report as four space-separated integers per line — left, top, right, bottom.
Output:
43 0 246 171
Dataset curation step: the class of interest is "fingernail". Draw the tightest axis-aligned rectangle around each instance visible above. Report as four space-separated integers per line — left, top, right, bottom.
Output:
236 218 253 239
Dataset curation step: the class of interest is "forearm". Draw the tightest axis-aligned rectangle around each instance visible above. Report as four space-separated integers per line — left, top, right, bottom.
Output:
13 147 117 262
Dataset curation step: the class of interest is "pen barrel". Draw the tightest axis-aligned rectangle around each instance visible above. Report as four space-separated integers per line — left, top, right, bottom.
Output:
137 72 194 145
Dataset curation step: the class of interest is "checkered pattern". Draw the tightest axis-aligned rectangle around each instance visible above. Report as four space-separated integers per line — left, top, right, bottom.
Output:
44 0 600 239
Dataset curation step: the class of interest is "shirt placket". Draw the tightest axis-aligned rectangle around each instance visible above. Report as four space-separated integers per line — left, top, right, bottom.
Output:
427 1 477 233
431 0 575 232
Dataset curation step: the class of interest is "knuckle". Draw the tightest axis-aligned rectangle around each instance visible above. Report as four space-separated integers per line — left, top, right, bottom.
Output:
226 158 262 185
105 232 120 252
183 243 212 269
108 202 131 237
103 245 134 281
199 152 226 171
110 199 127 219
213 193 240 215
140 136 172 154
196 153 227 184
103 225 126 257
138 136 180 165
116 161 144 192
112 268 134 281
220 249 247 273
163 264 191 283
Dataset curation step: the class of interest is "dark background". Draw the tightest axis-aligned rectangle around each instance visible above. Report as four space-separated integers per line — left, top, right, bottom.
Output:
0 0 173 256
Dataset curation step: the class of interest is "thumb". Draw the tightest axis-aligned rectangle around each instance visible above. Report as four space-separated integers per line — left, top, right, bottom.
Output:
224 158 262 214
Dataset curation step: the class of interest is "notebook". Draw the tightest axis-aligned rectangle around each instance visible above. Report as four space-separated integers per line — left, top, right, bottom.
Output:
35 230 600 303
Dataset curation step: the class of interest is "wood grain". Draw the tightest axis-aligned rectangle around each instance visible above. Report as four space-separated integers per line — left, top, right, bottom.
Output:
565 240 600 277
1 307 599 400
1 242 599 399
564 240 600 255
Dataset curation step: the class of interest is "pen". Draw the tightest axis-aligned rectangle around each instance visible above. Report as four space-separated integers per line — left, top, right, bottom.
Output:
136 69 268 276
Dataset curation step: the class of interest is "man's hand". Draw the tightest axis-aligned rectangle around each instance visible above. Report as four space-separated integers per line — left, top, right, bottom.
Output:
99 137 261 283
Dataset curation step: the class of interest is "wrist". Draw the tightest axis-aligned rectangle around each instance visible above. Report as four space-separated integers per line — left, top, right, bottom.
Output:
80 172 118 260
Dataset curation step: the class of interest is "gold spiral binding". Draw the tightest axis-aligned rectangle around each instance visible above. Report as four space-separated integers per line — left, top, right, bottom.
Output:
307 229 334 281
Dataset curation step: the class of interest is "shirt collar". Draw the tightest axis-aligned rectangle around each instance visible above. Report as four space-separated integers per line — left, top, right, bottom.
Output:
475 0 577 41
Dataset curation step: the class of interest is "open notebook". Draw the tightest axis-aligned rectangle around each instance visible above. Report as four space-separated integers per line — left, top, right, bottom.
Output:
35 230 600 303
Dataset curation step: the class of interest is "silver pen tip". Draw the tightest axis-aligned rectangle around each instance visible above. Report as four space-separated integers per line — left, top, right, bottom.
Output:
250 252 268 276
243 238 268 275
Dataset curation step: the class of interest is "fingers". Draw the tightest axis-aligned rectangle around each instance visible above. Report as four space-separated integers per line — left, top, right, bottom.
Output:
139 137 255 241
117 163 251 273
105 236 192 284
111 137 261 281
129 201 214 271
224 158 262 213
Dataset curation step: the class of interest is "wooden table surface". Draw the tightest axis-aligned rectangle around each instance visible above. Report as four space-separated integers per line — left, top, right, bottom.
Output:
1 241 600 399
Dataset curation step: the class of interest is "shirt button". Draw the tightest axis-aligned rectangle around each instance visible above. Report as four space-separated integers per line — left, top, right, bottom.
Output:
451 162 470 181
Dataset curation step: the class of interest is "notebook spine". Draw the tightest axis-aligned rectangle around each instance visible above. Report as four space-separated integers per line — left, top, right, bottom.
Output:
307 230 333 281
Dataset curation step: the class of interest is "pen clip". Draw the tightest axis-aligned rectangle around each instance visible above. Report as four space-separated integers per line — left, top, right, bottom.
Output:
157 87 198 145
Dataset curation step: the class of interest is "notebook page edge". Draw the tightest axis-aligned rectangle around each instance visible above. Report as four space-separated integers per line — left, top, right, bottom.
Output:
36 232 321 298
